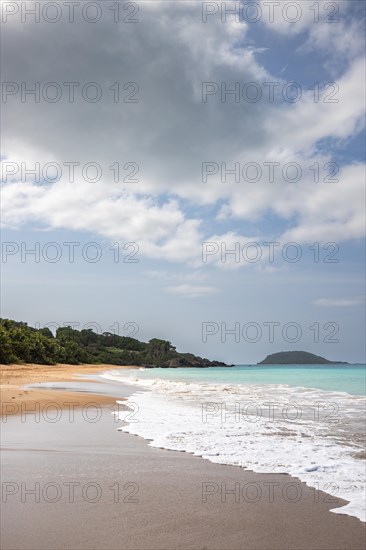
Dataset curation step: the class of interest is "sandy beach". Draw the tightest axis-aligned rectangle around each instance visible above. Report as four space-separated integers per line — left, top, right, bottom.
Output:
0 363 365 549
0 363 132 416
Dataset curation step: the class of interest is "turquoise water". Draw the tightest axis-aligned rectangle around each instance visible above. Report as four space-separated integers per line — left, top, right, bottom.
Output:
107 363 366 520
108 363 366 520
133 364 366 396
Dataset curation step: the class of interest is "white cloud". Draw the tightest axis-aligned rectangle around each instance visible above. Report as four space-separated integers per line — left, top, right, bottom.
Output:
258 0 365 72
166 284 219 298
280 163 366 243
313 298 365 307
1 1 365 261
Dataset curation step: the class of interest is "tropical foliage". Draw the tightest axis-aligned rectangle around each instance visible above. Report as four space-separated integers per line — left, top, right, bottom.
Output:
0 319 222 367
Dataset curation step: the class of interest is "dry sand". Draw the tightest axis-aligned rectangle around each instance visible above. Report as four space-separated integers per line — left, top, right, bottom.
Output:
0 363 132 415
1 363 365 549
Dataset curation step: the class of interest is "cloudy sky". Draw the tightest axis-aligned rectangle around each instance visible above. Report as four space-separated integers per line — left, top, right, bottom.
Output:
1 0 365 363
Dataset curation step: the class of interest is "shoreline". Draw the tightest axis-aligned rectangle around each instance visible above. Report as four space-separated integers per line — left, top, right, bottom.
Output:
1 364 365 549
2 395 365 549
0 363 133 416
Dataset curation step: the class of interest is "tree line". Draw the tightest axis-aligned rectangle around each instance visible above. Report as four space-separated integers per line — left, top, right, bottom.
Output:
0 318 178 366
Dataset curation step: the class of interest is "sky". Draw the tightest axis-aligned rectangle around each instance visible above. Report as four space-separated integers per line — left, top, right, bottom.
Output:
1 0 365 364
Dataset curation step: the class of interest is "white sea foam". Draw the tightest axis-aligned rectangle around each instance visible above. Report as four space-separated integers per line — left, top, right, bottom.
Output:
101 370 366 522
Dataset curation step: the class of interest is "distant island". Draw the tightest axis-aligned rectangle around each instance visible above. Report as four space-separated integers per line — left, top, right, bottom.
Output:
258 351 348 365
0 318 228 368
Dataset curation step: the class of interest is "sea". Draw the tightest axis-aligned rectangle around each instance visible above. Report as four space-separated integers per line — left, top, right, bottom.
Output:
101 364 366 522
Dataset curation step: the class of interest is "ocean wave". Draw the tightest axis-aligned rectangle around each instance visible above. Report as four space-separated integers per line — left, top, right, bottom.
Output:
102 370 366 522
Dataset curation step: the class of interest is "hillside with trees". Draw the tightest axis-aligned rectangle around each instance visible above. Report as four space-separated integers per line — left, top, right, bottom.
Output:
258 351 347 364
0 319 228 368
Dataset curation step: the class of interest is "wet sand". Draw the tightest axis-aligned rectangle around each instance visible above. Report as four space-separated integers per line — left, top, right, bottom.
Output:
1 373 365 550
0 363 132 416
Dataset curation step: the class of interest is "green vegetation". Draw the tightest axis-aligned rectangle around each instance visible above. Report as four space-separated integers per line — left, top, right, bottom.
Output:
0 319 228 368
258 351 347 365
